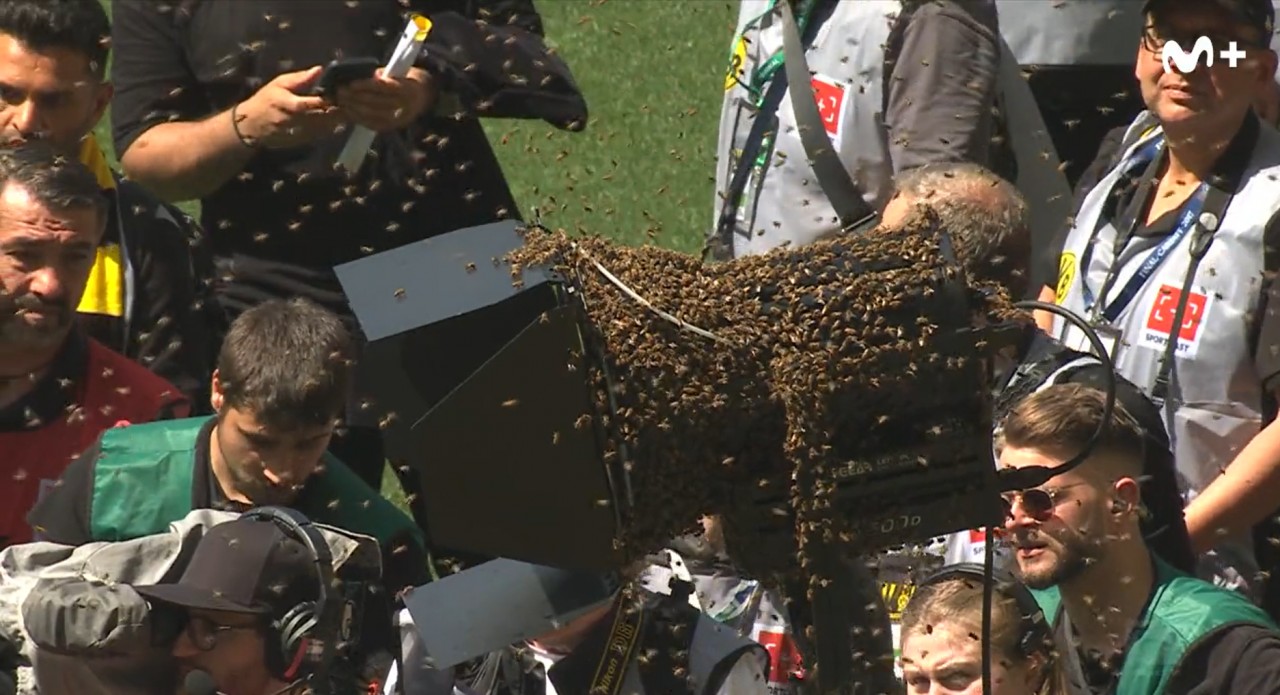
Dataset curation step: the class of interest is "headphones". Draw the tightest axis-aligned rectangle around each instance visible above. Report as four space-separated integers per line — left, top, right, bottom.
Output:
916 562 1053 659
242 507 344 692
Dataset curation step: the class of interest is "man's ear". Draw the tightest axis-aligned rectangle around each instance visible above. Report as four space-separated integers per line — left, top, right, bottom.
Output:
1112 477 1142 514
90 82 114 128
209 369 224 413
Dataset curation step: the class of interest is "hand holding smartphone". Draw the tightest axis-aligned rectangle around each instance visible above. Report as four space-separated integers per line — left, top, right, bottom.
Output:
312 57 382 100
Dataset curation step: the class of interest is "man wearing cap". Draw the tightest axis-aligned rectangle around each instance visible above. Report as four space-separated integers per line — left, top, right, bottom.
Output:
1044 0 1280 606
132 512 379 695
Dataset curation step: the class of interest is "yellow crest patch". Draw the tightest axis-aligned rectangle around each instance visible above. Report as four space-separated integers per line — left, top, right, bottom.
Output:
725 36 748 92
1055 252 1077 306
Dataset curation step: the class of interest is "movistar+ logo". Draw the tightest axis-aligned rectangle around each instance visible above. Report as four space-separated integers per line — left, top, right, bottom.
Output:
1162 37 1247 73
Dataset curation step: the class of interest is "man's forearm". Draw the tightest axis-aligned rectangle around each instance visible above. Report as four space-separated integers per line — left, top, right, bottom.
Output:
119 108 255 203
1033 285 1057 332
1184 415 1280 553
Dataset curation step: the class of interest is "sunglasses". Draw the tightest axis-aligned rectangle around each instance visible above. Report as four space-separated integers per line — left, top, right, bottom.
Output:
1000 483 1084 522
184 614 262 652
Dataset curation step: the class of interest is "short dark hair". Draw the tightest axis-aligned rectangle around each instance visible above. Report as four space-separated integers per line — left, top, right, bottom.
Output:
216 298 356 430
894 163 1031 297
0 0 111 79
0 140 107 219
998 382 1146 476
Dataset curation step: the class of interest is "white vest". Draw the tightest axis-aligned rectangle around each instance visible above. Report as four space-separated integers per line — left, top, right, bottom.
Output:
1052 111 1280 587
995 0 1143 66
713 0 1071 258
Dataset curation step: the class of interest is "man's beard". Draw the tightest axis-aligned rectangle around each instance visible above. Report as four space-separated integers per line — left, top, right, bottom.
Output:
0 291 72 350
1014 529 1099 590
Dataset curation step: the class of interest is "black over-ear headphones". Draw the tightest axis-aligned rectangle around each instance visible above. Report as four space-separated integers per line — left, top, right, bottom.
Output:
242 507 341 691
916 562 1053 659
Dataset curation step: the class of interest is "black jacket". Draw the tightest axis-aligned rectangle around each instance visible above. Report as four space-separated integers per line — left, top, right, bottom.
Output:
78 172 216 411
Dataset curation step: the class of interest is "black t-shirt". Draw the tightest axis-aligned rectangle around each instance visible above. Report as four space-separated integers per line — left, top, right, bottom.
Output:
109 0 586 323
1067 623 1280 695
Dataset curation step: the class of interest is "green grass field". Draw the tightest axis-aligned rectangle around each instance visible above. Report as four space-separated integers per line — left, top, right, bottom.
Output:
93 0 739 505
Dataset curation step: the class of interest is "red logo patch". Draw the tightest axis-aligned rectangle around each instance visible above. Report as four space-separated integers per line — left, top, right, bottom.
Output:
810 77 844 136
1146 286 1208 342
757 629 806 683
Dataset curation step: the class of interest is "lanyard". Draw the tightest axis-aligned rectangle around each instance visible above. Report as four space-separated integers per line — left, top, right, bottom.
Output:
729 0 821 102
1079 135 1210 324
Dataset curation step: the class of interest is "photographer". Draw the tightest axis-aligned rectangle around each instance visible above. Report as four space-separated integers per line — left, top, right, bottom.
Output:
132 512 381 695
1 509 392 695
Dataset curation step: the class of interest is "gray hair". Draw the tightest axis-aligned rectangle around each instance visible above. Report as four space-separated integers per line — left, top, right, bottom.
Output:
0 140 108 220
894 162 1030 295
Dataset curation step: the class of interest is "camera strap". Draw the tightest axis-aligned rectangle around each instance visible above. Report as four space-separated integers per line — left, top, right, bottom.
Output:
587 596 646 695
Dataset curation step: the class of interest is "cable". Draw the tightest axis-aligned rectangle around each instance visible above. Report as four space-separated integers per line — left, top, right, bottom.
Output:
998 301 1117 491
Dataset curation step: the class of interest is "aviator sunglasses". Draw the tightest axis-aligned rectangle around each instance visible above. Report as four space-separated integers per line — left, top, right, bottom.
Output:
1000 483 1085 522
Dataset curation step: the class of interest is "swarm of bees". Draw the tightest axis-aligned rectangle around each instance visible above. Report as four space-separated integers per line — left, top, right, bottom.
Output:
508 213 1027 587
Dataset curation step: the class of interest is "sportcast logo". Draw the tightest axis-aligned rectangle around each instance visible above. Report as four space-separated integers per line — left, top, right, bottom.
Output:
1162 37 1247 73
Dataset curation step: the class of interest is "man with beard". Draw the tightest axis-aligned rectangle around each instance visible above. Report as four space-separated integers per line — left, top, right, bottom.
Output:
1001 382 1280 694
0 140 188 549
0 0 215 406
27 296 430 606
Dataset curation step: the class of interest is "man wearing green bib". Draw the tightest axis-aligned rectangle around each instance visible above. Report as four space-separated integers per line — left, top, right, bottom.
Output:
1001 383 1280 694
27 297 430 601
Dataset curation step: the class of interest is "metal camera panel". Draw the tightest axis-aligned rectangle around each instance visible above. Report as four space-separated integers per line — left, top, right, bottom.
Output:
336 222 620 570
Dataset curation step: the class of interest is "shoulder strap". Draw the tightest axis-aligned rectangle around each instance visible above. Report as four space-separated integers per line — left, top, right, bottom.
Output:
777 0 876 230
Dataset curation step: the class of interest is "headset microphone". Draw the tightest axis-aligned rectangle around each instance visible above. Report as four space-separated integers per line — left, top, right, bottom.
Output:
183 670 223 695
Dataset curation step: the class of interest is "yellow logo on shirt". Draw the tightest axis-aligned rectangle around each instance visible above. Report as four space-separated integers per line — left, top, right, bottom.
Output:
1056 252 1077 306
725 36 748 92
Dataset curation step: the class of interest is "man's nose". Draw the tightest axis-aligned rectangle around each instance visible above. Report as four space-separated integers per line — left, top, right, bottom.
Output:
1003 498 1039 532
170 630 199 659
262 461 308 486
7 99 41 137
26 265 65 301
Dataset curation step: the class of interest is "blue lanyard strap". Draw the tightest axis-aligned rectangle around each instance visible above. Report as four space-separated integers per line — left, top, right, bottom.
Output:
1080 135 1210 323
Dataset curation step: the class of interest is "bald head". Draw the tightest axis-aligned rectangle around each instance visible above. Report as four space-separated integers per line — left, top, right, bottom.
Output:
885 163 1031 298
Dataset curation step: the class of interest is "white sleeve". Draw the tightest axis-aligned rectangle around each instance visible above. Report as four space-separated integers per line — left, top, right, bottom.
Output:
714 653 770 695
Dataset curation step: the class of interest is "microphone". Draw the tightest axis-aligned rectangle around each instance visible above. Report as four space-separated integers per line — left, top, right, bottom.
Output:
183 670 222 695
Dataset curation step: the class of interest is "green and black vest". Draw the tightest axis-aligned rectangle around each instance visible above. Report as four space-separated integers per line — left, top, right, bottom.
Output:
88 417 424 551
1031 558 1276 694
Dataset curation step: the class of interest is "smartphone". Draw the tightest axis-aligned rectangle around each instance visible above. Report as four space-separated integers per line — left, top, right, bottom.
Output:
314 57 381 98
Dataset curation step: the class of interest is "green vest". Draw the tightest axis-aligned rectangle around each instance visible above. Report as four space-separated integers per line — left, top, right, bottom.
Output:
90 417 425 553
1030 558 1276 694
